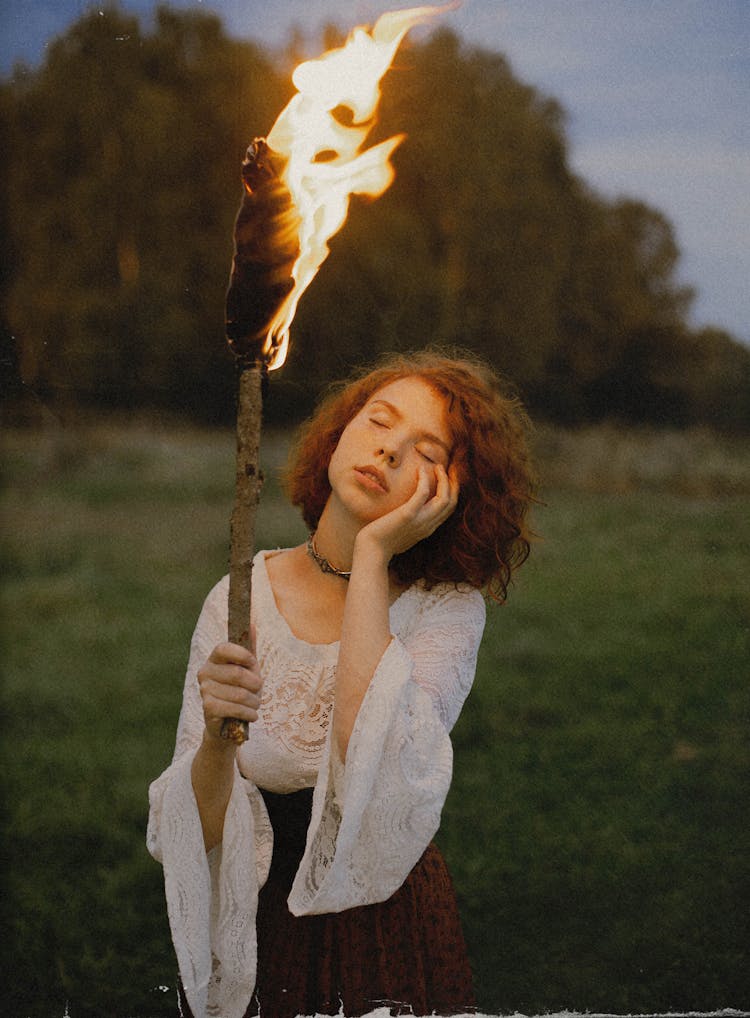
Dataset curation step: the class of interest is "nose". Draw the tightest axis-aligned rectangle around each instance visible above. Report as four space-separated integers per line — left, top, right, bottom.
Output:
376 444 399 467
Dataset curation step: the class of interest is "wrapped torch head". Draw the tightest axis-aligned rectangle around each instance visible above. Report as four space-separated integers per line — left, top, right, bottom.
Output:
225 139 300 362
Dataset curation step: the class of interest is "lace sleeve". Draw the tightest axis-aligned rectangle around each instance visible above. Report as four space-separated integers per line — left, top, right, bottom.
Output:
146 576 228 862
288 585 486 915
146 577 273 1018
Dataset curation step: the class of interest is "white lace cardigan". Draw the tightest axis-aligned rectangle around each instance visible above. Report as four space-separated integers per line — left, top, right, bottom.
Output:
147 550 486 1018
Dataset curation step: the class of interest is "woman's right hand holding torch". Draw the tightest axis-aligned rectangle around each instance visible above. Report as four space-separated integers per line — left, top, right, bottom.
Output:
197 638 264 745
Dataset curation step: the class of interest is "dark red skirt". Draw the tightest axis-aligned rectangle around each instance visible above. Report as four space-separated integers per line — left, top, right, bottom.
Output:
180 787 476 1017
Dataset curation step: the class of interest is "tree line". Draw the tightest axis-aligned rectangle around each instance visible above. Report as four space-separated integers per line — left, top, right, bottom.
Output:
2 5 748 430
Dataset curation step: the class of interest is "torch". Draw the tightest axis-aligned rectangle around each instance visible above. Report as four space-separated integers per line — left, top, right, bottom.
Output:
220 2 457 743
220 141 299 744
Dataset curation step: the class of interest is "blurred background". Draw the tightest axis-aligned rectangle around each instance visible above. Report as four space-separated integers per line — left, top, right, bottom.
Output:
1 2 748 1016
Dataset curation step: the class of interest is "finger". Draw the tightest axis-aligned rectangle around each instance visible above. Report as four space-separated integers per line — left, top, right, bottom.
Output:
404 466 442 521
209 642 256 668
202 679 261 723
199 661 262 694
426 464 451 513
205 694 260 725
200 662 251 688
416 463 436 502
432 463 450 502
204 678 261 710
221 663 262 690
437 462 460 505
400 466 429 512
424 466 458 528
443 463 460 511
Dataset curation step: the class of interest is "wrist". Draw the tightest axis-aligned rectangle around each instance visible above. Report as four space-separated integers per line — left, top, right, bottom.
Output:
200 729 238 761
352 530 392 572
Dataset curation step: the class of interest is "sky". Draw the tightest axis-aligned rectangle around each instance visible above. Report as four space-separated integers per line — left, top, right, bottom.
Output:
2 0 749 345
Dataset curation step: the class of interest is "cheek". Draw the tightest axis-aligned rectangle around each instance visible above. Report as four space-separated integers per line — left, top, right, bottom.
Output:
328 425 355 475
326 448 338 488
399 458 437 501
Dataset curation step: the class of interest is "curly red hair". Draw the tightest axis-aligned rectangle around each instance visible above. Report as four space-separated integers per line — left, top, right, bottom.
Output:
283 350 536 601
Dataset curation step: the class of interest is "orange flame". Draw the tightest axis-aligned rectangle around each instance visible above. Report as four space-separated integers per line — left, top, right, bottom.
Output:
261 3 458 369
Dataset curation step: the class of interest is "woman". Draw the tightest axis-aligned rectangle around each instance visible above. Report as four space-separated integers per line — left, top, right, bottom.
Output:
147 350 535 1018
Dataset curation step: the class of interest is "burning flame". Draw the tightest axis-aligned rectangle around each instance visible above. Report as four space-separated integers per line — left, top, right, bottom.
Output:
261 3 457 369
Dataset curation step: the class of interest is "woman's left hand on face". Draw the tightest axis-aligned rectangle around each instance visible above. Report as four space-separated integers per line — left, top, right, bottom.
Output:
357 463 460 560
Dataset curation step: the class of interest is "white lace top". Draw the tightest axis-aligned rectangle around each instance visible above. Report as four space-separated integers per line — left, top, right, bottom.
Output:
147 550 486 1018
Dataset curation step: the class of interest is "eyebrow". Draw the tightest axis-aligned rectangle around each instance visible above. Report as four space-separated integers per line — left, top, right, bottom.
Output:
369 399 452 454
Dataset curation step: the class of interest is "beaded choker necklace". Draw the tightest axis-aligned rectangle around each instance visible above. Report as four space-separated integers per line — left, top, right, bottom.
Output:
306 533 352 581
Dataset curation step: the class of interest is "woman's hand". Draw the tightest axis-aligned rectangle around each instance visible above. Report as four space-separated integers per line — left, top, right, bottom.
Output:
356 462 460 563
332 463 458 759
197 636 263 745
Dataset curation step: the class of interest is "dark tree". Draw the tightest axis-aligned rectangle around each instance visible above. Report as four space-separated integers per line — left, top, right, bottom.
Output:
2 12 747 430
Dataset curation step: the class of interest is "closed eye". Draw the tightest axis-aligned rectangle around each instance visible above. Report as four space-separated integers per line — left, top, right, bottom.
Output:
417 448 436 464
369 417 388 428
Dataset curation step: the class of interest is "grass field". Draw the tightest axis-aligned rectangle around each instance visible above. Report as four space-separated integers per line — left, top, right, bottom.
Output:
2 420 748 1017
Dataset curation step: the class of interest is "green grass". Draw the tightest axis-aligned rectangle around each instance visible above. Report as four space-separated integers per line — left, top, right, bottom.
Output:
2 421 748 1016
444 488 749 1012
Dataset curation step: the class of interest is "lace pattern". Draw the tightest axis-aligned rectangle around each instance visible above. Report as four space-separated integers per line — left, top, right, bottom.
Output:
147 550 486 1018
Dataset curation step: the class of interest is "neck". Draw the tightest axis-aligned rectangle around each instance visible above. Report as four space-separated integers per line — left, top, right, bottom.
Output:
313 500 359 573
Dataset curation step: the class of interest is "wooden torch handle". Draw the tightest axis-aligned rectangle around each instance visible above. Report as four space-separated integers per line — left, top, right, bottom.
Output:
222 361 264 744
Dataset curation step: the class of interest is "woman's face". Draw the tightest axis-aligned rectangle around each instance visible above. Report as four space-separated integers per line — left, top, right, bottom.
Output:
327 376 453 525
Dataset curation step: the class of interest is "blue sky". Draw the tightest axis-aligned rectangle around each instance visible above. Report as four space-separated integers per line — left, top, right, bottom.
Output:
2 0 749 344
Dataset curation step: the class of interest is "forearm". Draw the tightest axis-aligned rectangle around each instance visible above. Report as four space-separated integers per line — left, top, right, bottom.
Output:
191 735 237 852
333 536 393 760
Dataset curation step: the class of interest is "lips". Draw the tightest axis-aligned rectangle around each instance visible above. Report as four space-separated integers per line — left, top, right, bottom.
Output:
354 465 389 493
